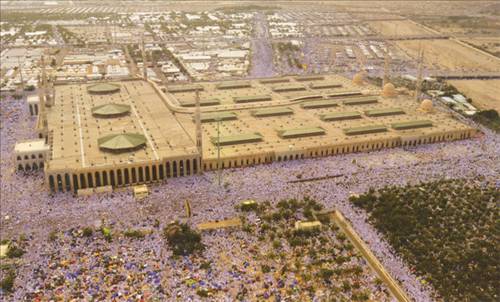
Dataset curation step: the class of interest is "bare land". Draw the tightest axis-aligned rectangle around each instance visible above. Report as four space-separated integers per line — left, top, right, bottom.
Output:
448 80 500 112
396 39 500 71
368 20 434 36
420 15 500 35
462 37 500 57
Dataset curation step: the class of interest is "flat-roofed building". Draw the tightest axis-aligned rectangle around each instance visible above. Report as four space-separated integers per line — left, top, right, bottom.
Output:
43 79 199 193
30 73 476 193
14 139 50 171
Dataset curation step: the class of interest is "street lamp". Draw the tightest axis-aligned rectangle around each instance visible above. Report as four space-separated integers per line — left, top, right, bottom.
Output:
215 117 222 186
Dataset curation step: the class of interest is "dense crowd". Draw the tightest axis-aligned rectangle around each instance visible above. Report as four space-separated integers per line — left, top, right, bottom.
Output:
1 95 499 301
248 13 276 78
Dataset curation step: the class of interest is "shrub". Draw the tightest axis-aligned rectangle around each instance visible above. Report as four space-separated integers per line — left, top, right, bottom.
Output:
82 227 93 237
0 270 16 293
163 223 204 256
196 288 209 297
153 219 160 228
239 200 258 212
100 227 112 242
48 230 58 242
318 268 334 282
272 240 281 249
261 264 271 273
200 261 211 270
6 245 24 258
124 229 146 239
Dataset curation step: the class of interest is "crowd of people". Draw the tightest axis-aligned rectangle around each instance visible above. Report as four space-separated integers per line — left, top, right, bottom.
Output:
1 95 499 301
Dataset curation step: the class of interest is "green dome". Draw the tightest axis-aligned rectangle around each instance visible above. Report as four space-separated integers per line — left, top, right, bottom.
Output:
91 103 130 117
98 133 146 152
87 83 121 94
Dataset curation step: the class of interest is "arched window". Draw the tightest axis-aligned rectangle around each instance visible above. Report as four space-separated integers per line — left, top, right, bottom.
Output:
124 169 130 184
73 174 79 193
179 160 184 177
166 162 171 178
65 173 71 191
193 159 197 174
145 166 150 182
152 166 157 181
57 175 63 192
118 169 124 185
159 164 164 179
103 171 108 186
138 167 144 182
186 160 191 175
95 172 101 187
173 161 178 177
80 174 86 189
110 171 116 187
17 156 21 161
131 168 137 183
87 173 94 188
49 175 55 192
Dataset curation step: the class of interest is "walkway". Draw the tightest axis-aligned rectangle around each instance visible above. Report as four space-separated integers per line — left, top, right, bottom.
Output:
248 13 275 78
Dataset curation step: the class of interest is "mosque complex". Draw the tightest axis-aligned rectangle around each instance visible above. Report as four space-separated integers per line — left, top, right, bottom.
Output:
15 73 476 193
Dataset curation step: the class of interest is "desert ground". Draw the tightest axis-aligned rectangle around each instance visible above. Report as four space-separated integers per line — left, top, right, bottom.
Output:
395 39 500 72
448 80 500 112
368 20 435 36
462 37 500 57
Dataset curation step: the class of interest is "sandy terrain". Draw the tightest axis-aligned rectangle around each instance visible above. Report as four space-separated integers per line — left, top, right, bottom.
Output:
396 39 500 71
368 20 434 36
448 80 500 112
462 37 500 57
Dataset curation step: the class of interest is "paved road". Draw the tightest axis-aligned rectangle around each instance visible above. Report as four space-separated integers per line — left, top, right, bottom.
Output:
248 13 275 78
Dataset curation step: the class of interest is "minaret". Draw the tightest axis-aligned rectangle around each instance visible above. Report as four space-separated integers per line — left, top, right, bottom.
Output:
383 51 390 87
37 58 48 134
17 57 25 94
415 45 424 102
41 55 52 107
141 34 148 80
194 89 203 174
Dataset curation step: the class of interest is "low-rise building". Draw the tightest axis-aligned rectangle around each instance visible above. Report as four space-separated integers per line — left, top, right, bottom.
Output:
27 95 40 116
14 139 50 171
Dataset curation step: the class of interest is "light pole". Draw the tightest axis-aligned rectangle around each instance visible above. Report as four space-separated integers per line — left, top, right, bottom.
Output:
215 117 222 186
